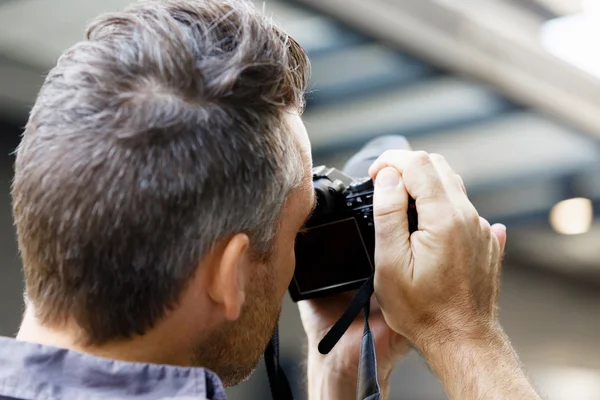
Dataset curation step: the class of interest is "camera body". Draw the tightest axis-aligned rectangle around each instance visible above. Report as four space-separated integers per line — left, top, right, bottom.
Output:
289 165 418 302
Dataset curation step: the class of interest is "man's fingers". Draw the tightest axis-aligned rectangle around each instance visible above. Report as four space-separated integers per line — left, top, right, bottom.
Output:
491 223 507 255
491 223 507 294
369 149 509 346
370 151 445 199
370 150 474 230
487 222 505 315
369 149 411 179
373 167 409 230
428 153 472 207
373 167 411 277
371 150 466 199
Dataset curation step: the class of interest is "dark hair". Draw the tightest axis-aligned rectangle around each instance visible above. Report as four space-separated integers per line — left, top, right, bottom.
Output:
12 0 309 344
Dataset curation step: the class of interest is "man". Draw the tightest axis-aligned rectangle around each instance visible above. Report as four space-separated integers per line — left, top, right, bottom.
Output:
4 0 541 399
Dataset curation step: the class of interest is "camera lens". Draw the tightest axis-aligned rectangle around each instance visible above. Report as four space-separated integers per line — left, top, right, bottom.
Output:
313 178 335 216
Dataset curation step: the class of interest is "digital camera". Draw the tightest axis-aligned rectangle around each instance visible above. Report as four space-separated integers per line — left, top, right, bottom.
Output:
289 162 418 302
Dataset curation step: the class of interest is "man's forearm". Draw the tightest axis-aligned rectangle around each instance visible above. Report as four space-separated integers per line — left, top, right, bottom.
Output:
418 327 541 400
306 350 391 400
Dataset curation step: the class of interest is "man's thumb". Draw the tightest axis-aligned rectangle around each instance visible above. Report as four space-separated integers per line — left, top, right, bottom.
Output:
373 167 411 267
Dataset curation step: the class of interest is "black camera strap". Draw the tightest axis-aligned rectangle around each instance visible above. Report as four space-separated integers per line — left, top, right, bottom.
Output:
319 275 381 400
265 325 294 400
265 275 380 400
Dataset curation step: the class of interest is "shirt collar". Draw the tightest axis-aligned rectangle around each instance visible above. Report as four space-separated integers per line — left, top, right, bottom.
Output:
0 336 226 400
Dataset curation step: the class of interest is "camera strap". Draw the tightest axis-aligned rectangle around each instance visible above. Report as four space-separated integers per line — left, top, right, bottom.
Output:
318 274 381 400
265 275 380 400
265 325 294 400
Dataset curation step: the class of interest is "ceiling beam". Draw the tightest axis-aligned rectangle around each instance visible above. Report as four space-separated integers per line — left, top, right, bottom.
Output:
292 0 600 141
507 0 558 19
530 0 582 16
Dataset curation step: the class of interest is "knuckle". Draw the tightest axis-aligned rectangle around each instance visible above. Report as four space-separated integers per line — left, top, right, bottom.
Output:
374 204 404 219
429 153 446 164
479 216 491 229
411 151 431 167
435 208 462 233
379 150 395 160
444 207 480 232
479 217 492 239
464 207 481 227
452 206 478 222
457 176 467 194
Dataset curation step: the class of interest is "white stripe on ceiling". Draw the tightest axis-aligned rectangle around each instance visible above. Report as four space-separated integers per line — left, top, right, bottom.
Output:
303 77 508 147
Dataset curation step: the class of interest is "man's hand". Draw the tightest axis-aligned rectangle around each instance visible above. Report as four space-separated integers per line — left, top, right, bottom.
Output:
369 150 505 346
369 150 541 399
298 294 410 400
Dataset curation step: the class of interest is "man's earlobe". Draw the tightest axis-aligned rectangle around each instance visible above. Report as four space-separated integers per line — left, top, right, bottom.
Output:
207 233 250 321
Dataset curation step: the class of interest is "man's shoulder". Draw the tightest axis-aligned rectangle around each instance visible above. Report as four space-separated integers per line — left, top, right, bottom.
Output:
0 336 227 400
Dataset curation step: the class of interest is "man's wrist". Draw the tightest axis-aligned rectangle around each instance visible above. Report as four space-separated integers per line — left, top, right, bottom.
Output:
414 323 540 400
413 321 506 383
306 347 356 386
412 319 503 359
306 349 356 400
306 346 391 400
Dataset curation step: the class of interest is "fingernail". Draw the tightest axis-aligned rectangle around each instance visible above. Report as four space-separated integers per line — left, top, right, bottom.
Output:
497 223 507 233
376 167 400 188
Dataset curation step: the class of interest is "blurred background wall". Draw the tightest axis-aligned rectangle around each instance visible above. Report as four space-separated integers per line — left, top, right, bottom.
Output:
1 0 600 399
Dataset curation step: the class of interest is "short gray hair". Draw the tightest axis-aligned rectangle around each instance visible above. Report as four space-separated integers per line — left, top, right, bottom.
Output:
12 0 309 344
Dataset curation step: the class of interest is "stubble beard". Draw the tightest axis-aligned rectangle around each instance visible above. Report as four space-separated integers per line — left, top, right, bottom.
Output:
191 260 281 387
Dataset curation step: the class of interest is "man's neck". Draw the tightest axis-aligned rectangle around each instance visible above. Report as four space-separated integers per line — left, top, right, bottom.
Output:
17 306 191 366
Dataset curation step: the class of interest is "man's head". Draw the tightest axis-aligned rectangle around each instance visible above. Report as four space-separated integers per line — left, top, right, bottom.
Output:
12 0 314 386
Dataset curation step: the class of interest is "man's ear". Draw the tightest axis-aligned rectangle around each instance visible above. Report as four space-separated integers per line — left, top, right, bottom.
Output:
206 233 250 321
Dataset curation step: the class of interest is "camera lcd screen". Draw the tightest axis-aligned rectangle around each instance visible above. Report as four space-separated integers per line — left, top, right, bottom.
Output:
293 217 373 295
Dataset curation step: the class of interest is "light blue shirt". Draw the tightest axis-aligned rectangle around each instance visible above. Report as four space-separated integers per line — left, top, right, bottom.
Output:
0 336 227 399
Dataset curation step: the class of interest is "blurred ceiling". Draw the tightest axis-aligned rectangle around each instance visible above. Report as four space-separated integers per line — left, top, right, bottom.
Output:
532 0 582 15
0 0 598 276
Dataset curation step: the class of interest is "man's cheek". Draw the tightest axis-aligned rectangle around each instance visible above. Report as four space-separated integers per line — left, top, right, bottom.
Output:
287 250 296 283
278 248 296 296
